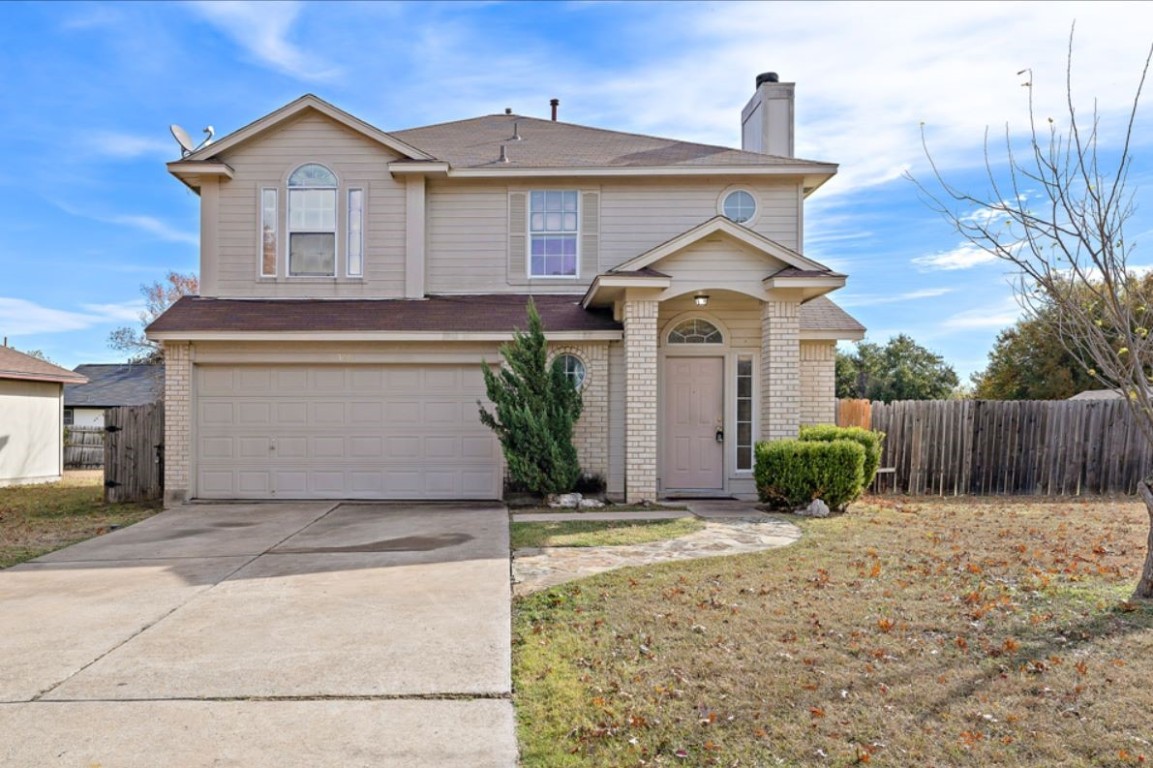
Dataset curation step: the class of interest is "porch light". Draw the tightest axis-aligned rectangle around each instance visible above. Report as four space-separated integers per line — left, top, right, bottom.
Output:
694 294 710 307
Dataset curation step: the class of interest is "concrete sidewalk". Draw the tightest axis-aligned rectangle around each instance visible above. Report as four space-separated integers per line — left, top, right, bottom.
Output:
0 502 516 767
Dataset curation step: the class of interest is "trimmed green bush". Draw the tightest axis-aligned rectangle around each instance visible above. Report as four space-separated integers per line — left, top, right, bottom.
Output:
799 425 885 487
755 439 866 511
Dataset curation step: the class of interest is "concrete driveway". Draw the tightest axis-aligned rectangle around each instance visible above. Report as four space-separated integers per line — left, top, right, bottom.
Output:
0 502 516 767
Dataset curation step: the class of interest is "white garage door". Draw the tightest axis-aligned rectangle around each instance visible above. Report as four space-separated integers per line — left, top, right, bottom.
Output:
195 365 502 500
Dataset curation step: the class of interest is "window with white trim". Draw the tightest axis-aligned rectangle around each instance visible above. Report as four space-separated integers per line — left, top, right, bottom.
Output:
64 408 74 427
555 353 586 390
288 163 338 277
260 188 277 277
529 190 579 277
736 357 754 470
668 318 724 345
347 188 364 277
722 189 757 223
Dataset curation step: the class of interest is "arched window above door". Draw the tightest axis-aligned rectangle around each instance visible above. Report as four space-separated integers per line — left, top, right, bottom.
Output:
667 318 723 344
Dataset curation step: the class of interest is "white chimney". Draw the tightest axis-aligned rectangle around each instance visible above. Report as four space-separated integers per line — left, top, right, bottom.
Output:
741 72 794 157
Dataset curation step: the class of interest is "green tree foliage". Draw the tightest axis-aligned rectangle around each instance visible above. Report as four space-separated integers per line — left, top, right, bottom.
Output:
972 312 1095 400
973 276 1153 400
108 271 199 364
478 300 583 495
835 334 959 402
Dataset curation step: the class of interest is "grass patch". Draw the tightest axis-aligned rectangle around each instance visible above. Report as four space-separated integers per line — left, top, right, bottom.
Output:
513 497 1153 767
0 473 161 568
511 518 705 550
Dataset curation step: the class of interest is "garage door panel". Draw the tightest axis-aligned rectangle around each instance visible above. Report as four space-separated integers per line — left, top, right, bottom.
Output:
195 365 502 500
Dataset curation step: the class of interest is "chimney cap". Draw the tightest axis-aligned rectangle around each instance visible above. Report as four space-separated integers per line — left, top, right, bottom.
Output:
756 72 780 87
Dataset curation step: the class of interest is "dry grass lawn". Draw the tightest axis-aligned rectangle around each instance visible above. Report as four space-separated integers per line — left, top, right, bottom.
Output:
511 518 705 550
0 472 160 568
513 497 1153 767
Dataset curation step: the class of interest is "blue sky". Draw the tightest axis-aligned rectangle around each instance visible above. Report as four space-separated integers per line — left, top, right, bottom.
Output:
2 1 1152 379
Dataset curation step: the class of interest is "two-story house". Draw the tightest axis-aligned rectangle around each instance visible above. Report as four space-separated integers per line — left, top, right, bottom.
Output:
148 73 864 506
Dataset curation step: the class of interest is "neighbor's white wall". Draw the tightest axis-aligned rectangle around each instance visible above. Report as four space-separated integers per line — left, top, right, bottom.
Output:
0 379 64 487
72 408 104 429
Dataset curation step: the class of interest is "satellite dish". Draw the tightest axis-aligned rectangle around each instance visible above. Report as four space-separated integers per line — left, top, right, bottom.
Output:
169 124 216 158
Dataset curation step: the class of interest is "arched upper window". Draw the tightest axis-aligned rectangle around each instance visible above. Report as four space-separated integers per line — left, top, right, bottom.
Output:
287 164 338 277
289 164 338 187
667 318 723 344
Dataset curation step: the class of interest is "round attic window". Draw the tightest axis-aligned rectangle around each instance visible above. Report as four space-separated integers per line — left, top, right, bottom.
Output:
722 190 757 224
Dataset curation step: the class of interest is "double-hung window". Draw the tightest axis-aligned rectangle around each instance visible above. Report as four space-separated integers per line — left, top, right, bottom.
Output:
529 190 578 277
288 163 338 277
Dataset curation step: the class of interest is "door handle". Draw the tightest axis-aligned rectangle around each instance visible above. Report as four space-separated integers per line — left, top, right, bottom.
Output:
715 428 724 443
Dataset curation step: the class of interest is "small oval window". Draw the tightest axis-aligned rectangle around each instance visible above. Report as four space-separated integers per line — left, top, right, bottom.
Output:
722 190 756 223
668 319 723 344
556 353 586 390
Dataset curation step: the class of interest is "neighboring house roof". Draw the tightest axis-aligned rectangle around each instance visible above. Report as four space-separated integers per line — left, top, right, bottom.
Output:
392 114 835 171
64 364 165 408
798 297 867 338
0 346 87 385
147 295 620 336
1068 388 1124 400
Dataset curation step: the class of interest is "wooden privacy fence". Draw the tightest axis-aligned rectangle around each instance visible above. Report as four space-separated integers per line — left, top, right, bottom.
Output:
104 404 164 503
64 427 104 469
837 399 872 430
859 399 1153 496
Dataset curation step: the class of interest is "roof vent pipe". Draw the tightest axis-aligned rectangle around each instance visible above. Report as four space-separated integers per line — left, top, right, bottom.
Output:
512 121 522 140
550 98 559 121
499 144 509 163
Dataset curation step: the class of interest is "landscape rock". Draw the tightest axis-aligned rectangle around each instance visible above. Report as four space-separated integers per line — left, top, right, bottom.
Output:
547 493 583 508
578 498 605 509
796 499 830 518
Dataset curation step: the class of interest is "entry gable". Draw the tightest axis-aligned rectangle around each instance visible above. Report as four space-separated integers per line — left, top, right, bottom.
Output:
612 216 831 275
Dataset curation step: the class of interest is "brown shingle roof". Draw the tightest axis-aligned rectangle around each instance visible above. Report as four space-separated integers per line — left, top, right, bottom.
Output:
148 295 620 334
799 296 866 333
771 267 846 279
393 114 834 170
0 347 87 384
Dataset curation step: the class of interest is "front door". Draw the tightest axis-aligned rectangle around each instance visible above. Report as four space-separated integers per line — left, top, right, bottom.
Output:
664 357 724 490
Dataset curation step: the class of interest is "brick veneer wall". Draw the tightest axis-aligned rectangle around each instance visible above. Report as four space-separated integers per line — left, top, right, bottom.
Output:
799 340 837 426
550 342 609 479
761 300 801 440
624 299 659 502
163 341 191 505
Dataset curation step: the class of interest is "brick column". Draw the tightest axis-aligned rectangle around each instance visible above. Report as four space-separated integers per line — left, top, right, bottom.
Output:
761 300 801 440
164 341 192 506
799 341 837 426
624 298 659 502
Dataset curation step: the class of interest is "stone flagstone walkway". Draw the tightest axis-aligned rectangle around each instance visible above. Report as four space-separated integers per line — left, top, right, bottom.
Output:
511 511 802 596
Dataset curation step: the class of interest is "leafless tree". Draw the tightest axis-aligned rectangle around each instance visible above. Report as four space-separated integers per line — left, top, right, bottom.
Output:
108 271 198 364
912 28 1153 599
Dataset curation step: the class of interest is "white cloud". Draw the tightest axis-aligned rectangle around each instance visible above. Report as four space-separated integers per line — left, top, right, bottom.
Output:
838 288 954 307
85 131 175 160
0 298 140 336
913 243 999 271
941 299 1022 331
188 1 340 82
81 301 146 323
107 214 198 245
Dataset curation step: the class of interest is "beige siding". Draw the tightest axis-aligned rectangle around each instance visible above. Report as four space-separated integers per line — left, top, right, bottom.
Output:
800 341 837 426
656 237 786 301
426 180 511 294
0 379 63 487
212 112 407 298
599 178 801 270
425 177 802 294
